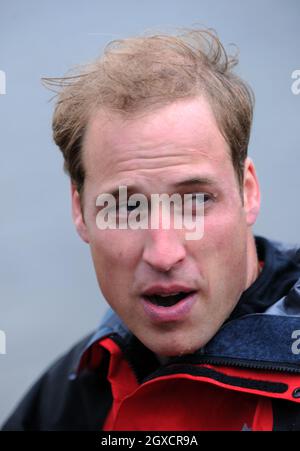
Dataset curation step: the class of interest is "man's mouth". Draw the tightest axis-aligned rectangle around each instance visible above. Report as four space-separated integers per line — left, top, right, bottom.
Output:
144 291 196 307
141 288 198 322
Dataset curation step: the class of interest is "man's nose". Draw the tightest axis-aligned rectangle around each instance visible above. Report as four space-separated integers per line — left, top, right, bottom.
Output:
142 227 186 272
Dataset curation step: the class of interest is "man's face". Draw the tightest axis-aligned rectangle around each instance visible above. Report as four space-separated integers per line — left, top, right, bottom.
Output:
72 97 260 357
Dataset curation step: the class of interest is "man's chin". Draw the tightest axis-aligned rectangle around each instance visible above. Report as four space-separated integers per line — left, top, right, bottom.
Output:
140 337 206 358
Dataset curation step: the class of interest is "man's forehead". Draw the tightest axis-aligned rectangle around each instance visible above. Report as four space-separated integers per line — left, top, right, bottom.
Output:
82 99 231 180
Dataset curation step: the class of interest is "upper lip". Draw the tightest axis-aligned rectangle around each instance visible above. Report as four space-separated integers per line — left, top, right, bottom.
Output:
142 284 197 296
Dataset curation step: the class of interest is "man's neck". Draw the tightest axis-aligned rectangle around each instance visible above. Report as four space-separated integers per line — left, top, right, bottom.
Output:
155 354 171 365
246 233 261 290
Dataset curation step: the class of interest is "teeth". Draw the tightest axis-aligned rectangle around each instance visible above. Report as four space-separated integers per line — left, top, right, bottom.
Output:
158 292 181 297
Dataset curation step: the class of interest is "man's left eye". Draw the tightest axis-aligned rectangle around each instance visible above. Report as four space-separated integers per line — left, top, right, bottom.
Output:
186 193 211 204
118 200 142 215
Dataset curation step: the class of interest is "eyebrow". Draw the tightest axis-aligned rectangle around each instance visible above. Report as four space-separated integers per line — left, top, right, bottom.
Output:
173 176 218 189
98 176 218 200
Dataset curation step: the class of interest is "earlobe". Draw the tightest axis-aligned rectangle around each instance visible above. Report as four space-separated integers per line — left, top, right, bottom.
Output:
243 157 261 226
71 183 90 243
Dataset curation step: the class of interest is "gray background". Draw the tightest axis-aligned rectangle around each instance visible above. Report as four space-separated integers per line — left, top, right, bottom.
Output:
0 0 299 426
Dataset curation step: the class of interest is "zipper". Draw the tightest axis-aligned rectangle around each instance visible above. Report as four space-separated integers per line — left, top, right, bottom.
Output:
167 355 300 374
109 334 300 385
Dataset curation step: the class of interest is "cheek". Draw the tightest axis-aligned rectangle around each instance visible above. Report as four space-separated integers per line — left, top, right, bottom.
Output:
89 229 142 285
190 207 248 269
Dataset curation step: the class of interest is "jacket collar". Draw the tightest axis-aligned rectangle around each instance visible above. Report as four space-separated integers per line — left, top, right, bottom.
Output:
71 308 132 377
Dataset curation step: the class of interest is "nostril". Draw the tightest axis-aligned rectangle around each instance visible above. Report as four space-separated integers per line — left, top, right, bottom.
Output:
142 236 186 272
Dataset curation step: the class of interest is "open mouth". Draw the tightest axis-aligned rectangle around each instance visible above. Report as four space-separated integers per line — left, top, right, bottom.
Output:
144 291 196 307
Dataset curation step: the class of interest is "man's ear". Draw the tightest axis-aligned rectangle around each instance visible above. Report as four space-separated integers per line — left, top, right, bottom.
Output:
243 157 261 226
71 182 90 243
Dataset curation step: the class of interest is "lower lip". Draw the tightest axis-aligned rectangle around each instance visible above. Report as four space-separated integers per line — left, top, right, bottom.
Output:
141 292 197 323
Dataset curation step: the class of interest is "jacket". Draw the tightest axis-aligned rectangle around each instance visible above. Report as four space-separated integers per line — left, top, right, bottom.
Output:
2 236 300 431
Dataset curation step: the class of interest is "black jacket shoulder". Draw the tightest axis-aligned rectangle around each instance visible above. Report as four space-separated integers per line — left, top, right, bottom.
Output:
1 333 112 431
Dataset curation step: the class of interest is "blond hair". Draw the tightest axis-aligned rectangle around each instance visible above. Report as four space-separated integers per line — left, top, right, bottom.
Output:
43 29 254 195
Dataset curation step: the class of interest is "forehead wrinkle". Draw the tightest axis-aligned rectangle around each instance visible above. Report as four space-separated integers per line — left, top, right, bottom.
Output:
83 99 232 184
86 145 230 190
103 140 224 166
85 115 225 166
104 129 223 156
110 146 226 176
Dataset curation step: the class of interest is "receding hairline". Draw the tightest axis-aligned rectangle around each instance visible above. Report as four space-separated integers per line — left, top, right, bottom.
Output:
81 95 233 170
43 28 254 204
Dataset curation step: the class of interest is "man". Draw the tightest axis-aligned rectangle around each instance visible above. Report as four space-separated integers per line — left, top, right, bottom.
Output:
2 29 300 431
